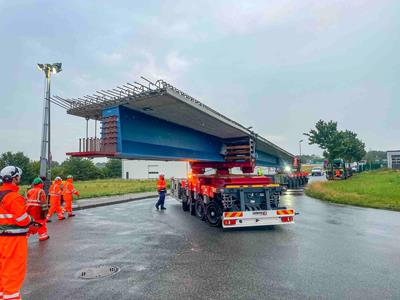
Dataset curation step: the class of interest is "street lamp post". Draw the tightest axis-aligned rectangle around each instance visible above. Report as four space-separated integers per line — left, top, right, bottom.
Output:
37 63 62 180
299 139 303 163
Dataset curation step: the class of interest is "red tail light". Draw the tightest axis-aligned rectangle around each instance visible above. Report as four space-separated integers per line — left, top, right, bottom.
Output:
223 219 237 226
281 216 294 223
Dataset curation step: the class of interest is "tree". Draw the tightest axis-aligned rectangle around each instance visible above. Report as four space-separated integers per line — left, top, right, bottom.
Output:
300 154 324 164
341 130 366 163
103 159 122 178
305 120 366 175
30 161 40 178
0 152 35 184
61 157 104 181
363 150 386 163
304 120 345 163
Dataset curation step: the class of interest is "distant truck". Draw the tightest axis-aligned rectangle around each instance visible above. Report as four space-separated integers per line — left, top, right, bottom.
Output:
274 156 309 188
325 159 352 180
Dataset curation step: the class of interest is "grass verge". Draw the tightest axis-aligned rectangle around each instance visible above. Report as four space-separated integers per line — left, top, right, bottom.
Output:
305 169 400 211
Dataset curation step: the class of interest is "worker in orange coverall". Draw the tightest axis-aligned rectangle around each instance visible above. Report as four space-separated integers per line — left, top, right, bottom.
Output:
0 166 35 300
26 177 49 241
155 174 167 210
62 175 80 218
46 176 65 222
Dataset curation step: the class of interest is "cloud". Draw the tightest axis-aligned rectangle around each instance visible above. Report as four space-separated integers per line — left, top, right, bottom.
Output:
166 51 191 73
212 0 386 35
126 50 194 84
98 52 124 65
213 0 296 34
263 134 288 144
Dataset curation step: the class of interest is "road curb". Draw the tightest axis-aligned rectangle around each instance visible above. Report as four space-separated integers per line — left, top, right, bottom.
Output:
74 193 169 211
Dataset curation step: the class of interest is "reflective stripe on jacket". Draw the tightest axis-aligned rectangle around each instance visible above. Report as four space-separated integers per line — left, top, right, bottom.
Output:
49 183 62 198
26 187 48 209
0 184 32 236
26 187 48 220
63 181 77 195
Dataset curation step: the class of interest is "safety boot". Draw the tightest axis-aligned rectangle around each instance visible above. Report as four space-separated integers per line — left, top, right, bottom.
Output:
39 233 50 241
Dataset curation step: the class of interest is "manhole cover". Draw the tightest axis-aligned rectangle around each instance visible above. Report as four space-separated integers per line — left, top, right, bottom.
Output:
78 265 120 280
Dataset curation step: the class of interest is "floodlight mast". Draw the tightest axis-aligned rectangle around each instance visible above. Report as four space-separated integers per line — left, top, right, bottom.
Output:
37 63 62 180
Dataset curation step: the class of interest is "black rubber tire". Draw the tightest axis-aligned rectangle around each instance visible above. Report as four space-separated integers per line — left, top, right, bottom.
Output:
195 200 206 220
205 202 222 227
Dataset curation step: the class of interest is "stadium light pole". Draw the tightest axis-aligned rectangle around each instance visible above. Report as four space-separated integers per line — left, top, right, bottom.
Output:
299 139 303 163
37 63 62 180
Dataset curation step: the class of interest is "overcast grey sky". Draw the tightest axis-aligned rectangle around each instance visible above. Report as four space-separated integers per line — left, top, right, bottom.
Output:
0 0 398 162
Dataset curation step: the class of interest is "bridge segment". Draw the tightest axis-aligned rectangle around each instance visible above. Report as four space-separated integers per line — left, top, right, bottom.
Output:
53 78 294 170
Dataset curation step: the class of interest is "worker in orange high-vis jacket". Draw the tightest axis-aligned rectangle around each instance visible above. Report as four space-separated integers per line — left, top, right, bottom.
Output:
26 178 49 241
62 175 80 218
0 166 35 300
46 177 65 222
155 174 167 210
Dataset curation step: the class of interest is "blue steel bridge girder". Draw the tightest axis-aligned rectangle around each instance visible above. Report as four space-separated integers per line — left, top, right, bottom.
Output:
61 78 294 167
101 105 283 168
255 151 281 167
105 105 225 162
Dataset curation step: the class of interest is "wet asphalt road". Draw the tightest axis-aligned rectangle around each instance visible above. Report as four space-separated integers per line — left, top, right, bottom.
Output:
24 178 400 300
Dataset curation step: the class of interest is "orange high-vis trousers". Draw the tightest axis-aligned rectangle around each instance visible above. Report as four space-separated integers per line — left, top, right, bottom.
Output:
63 195 73 214
36 219 49 241
47 197 63 219
0 236 28 300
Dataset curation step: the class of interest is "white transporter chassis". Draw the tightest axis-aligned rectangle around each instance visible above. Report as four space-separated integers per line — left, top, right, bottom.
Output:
222 209 295 228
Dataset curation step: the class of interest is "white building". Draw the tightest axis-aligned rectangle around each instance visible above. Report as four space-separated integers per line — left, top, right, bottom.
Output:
121 160 189 179
387 151 400 169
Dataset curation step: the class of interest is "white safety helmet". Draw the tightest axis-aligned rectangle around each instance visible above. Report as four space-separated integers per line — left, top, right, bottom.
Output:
0 166 23 183
55 176 62 182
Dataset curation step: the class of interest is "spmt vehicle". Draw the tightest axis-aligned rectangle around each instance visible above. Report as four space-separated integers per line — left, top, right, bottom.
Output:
171 138 297 228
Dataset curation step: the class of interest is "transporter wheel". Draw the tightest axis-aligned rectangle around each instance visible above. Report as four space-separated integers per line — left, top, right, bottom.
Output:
195 200 206 220
205 202 222 227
